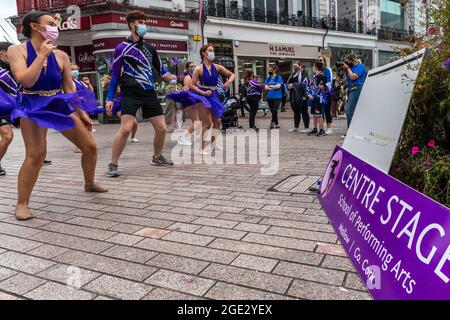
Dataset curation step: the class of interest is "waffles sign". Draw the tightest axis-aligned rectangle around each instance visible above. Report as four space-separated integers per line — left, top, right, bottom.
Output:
54 5 81 31
269 44 296 56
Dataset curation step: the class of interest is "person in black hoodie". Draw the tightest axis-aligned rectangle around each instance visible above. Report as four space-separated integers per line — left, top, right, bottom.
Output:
287 61 309 132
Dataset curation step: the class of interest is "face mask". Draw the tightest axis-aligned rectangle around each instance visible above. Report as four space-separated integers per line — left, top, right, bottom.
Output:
188 68 195 74
268 72 273 76
136 24 147 37
40 24 59 41
207 52 215 61
71 70 80 78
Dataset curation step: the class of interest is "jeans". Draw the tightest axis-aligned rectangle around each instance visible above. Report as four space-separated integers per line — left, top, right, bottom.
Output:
346 86 362 128
246 95 260 128
267 98 281 125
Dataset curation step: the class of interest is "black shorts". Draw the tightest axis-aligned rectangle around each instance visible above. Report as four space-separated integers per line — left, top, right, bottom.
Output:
120 87 163 119
0 114 17 128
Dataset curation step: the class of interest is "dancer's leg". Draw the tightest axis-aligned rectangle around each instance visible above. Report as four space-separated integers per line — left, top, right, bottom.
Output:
111 115 137 165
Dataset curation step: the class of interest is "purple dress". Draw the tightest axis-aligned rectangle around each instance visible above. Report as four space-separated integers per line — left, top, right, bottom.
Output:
11 41 98 131
165 71 197 109
73 79 102 116
0 63 20 123
167 64 226 119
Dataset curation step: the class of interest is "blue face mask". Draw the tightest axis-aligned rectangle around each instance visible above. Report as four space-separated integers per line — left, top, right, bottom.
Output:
136 24 147 37
71 70 80 79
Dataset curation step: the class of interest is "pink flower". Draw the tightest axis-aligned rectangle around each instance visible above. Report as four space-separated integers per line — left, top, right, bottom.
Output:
428 139 436 148
411 146 420 155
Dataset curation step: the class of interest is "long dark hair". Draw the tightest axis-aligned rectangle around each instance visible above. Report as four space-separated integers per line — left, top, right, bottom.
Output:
244 70 254 83
22 11 50 38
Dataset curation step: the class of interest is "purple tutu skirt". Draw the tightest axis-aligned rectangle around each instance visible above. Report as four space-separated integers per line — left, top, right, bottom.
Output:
166 91 198 109
0 88 18 119
169 88 225 119
11 90 99 131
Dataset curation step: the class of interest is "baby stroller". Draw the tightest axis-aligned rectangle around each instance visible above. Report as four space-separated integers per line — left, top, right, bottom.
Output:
221 95 241 131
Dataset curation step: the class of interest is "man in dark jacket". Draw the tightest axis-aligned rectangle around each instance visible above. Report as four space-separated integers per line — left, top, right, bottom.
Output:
287 61 309 132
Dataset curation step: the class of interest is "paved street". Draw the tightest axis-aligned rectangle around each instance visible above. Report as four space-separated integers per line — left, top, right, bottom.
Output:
0 115 371 300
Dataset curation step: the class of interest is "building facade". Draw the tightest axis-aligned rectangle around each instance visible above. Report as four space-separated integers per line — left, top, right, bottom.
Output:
11 0 420 98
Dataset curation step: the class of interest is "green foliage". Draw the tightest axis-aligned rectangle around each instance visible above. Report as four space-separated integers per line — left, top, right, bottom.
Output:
390 0 450 208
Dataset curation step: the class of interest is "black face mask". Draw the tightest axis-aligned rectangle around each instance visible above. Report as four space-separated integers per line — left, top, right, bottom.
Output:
268 72 274 76
346 61 354 68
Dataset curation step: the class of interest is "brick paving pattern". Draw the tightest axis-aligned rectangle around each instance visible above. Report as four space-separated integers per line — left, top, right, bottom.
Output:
0 116 371 300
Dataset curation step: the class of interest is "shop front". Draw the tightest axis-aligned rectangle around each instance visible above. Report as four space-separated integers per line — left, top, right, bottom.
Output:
235 41 319 84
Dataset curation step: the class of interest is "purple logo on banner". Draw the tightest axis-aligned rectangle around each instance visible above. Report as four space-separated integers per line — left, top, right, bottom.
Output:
317 146 450 300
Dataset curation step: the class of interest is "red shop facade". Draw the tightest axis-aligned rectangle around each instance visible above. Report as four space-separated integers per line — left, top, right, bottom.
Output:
13 10 191 104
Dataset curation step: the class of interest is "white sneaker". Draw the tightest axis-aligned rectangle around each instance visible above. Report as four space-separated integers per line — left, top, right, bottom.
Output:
131 138 139 143
178 136 192 146
92 128 97 132
288 128 299 132
341 135 346 139
300 129 310 133
325 129 333 135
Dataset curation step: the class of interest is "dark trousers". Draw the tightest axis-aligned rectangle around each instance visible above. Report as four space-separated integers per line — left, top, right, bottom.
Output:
291 101 310 129
246 95 260 128
267 98 281 125
239 98 249 116
324 96 332 125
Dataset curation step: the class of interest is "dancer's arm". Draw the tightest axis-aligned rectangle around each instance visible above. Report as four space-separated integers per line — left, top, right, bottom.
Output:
183 75 192 91
216 64 235 89
8 40 56 88
107 45 125 102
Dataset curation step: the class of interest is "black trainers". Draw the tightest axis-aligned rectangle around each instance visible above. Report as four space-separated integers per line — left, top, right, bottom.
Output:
317 129 327 137
307 128 318 135
43 159 52 165
152 155 174 166
106 163 120 177
0 165 5 176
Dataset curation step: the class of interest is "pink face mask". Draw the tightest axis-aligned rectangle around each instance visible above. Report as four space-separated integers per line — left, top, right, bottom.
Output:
40 25 59 41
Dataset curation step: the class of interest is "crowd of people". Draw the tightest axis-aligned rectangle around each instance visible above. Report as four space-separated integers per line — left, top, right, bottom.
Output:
237 54 367 138
0 9 367 221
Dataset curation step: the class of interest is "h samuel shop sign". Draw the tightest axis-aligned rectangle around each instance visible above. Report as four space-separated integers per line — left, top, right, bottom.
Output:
269 44 296 57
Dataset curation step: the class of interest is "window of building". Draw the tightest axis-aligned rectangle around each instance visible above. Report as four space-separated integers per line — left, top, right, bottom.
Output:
380 0 405 29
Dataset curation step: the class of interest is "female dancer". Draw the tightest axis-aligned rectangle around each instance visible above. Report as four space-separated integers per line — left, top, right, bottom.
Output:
9 11 107 220
189 44 235 153
166 61 200 146
243 70 263 132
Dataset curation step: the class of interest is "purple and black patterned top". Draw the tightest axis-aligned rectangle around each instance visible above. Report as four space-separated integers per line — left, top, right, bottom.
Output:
0 60 20 97
107 37 169 100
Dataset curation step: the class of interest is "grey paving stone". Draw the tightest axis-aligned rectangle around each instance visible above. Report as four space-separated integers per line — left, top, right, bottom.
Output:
200 264 292 294
66 217 119 230
315 243 347 257
273 261 346 286
321 255 355 271
288 280 372 300
0 273 46 295
0 234 43 253
234 222 270 233
41 222 117 241
209 238 323 266
162 231 215 246
344 273 368 292
25 282 96 300
0 251 55 274
242 233 317 251
0 222 42 237
231 254 278 273
146 254 209 275
205 282 292 300
31 231 113 254
84 275 153 300
142 287 203 300
0 266 17 282
145 269 215 296
101 245 158 264
54 250 158 281
266 226 338 243
167 222 202 233
28 244 70 260
134 227 171 239
105 233 144 246
192 217 239 229
196 226 247 240
135 238 238 264
37 264 101 287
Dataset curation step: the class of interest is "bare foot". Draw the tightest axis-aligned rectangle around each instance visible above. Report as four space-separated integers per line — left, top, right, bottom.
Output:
84 183 108 193
16 204 33 221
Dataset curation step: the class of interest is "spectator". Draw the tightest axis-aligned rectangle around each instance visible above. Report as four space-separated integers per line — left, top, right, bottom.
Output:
306 67 328 137
238 78 249 117
343 54 367 135
244 70 263 132
264 65 283 129
287 61 309 132
317 54 333 135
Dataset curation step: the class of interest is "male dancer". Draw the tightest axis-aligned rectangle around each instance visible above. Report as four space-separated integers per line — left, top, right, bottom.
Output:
105 11 176 177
